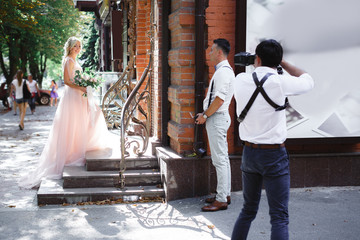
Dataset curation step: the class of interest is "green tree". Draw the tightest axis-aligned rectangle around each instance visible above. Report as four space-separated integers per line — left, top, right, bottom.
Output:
79 14 100 71
25 0 82 87
0 0 87 88
0 0 42 85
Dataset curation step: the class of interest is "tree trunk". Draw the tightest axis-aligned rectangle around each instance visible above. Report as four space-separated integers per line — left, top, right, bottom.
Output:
29 56 40 87
37 53 47 88
20 40 28 75
1 38 20 87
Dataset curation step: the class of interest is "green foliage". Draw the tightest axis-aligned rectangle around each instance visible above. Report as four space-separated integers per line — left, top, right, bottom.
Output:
0 0 93 88
79 14 100 71
44 59 62 87
0 0 42 35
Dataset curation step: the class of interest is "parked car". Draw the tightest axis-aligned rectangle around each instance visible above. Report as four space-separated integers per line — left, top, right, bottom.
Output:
36 89 51 105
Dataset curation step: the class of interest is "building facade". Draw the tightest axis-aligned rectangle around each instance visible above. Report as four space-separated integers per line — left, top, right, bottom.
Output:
75 0 360 200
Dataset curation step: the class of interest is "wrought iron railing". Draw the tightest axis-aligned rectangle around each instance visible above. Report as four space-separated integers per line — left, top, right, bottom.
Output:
118 54 152 188
101 0 136 129
101 68 130 128
100 0 155 189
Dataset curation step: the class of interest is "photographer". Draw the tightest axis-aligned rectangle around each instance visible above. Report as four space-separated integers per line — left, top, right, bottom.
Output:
231 39 314 240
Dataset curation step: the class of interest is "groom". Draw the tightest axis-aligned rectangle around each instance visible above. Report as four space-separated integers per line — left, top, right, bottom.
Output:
196 38 235 212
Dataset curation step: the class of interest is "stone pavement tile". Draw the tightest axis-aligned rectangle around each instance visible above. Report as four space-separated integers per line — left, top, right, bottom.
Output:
0 187 360 240
1 105 57 209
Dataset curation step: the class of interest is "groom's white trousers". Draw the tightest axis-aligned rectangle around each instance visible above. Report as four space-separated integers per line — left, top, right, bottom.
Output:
205 111 231 203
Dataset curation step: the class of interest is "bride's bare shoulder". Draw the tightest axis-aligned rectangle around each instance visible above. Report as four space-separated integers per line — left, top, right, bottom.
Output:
64 57 75 68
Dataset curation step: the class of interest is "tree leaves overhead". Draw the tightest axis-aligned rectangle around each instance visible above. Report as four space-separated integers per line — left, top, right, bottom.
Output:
0 0 90 87
0 0 43 35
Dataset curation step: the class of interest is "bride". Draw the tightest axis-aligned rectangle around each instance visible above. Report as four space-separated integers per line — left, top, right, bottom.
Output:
20 37 109 189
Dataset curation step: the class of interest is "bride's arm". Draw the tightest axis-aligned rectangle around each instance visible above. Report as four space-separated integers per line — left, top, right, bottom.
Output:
63 60 87 93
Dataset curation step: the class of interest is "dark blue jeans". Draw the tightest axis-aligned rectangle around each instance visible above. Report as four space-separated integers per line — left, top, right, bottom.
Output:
232 145 290 240
28 97 36 111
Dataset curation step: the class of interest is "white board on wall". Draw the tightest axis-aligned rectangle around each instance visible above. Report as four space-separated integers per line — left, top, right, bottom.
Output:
245 0 360 138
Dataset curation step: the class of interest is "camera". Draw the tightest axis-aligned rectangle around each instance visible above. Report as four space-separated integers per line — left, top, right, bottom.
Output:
235 52 283 74
234 52 256 66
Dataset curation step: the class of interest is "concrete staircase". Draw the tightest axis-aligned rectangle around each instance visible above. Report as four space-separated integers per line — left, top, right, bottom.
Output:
37 147 165 205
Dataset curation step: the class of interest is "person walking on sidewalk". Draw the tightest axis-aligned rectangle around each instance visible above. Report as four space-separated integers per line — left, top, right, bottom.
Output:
27 74 40 114
196 38 235 212
231 39 314 240
12 89 18 115
50 80 58 107
10 70 30 130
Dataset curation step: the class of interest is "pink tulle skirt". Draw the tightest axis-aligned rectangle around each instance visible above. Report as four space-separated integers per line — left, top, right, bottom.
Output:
19 85 109 189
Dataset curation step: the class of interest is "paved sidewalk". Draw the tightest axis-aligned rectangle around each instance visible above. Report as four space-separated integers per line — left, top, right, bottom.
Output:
1 105 360 240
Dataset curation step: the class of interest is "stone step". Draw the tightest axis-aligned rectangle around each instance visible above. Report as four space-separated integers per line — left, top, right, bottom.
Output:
62 166 161 188
85 148 158 171
37 179 165 205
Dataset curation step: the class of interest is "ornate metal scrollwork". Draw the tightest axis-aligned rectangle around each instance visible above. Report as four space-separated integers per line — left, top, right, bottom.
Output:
101 0 137 129
101 68 130 128
101 0 155 189
121 55 152 155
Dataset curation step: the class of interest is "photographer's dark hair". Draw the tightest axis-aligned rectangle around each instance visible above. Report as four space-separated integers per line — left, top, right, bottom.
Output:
214 38 230 56
255 39 283 68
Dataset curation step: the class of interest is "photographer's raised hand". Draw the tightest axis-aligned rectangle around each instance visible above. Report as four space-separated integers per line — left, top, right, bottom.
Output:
280 60 307 77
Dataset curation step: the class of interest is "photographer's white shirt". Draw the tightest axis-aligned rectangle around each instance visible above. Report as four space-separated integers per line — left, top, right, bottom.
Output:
203 60 235 113
234 66 314 144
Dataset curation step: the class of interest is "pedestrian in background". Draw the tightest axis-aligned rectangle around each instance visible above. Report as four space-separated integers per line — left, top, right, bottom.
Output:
10 70 30 130
11 90 18 115
50 80 58 107
27 74 40 114
231 39 314 240
196 38 235 212
11 76 18 115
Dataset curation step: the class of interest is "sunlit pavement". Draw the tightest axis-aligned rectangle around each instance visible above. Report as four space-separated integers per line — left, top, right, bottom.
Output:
1 104 360 240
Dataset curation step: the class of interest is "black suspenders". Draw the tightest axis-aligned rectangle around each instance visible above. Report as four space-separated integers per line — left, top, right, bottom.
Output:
208 65 233 108
237 72 288 123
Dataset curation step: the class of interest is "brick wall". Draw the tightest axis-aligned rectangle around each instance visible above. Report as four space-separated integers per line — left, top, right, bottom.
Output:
166 0 240 155
167 0 196 154
205 0 238 154
134 0 164 142
136 0 151 86
134 0 153 138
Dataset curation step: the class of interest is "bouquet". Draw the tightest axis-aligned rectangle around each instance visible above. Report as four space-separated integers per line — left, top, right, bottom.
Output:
73 69 104 97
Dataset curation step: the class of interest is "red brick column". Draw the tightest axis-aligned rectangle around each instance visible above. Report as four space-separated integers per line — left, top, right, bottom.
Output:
206 0 237 154
134 0 164 142
167 0 196 154
136 0 151 81
134 0 151 131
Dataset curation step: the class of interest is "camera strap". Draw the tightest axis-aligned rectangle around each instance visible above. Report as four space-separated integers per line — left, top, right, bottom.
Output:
237 72 288 123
